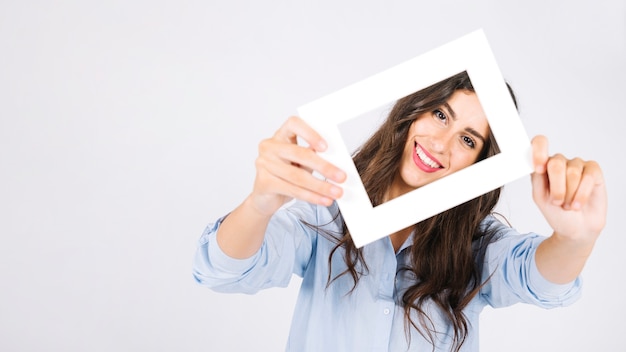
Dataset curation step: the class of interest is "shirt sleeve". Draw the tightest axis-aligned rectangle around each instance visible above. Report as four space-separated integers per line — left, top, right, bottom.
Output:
479 218 582 309
192 201 321 294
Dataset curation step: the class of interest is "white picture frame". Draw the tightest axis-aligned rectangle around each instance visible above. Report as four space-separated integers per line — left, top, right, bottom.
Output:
298 29 533 248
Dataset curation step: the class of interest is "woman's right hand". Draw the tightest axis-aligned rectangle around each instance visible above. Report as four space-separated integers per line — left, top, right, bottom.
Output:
249 116 347 216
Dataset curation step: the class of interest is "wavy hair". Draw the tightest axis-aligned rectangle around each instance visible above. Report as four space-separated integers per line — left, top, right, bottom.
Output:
304 71 517 351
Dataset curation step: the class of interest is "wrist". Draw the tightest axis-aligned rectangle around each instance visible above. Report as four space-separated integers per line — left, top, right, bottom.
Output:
244 194 281 219
536 233 597 284
548 231 597 257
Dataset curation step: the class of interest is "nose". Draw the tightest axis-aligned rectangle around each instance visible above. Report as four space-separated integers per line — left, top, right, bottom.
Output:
428 130 452 154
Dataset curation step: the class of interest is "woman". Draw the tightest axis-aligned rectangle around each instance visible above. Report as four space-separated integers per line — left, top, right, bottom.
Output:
193 72 606 351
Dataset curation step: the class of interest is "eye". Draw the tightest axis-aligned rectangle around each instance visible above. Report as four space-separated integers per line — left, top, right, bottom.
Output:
433 109 447 123
461 135 476 149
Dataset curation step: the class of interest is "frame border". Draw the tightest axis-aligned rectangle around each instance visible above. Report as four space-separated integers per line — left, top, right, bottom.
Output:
298 29 532 248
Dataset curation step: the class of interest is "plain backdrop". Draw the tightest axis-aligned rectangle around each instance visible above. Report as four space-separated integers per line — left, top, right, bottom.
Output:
1 1 624 351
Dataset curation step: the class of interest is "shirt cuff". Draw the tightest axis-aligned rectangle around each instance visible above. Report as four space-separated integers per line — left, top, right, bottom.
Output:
204 216 260 274
528 247 579 298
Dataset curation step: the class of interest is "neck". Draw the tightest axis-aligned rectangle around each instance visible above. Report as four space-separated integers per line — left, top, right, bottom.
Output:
389 226 413 253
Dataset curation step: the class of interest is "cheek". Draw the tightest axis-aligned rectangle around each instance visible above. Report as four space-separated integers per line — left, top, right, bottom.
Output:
409 118 433 136
451 148 481 170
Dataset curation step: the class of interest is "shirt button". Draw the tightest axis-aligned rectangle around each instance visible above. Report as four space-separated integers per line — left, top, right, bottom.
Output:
383 308 390 315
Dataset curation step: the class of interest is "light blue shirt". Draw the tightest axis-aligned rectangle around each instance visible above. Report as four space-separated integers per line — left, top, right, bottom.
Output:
193 200 581 351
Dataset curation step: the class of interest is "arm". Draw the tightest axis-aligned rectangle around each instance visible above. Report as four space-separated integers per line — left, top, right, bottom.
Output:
216 116 346 259
193 200 327 293
479 223 582 308
531 135 607 284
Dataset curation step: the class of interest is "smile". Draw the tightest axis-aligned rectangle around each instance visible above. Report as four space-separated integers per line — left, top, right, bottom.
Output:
413 142 443 172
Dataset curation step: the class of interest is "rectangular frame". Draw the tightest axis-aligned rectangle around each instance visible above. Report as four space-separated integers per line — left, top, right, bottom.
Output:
298 29 533 248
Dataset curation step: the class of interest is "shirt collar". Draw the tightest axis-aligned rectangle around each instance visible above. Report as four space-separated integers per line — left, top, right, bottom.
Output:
395 231 414 255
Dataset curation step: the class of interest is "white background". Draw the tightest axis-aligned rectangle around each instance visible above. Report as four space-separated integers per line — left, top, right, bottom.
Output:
1 1 624 351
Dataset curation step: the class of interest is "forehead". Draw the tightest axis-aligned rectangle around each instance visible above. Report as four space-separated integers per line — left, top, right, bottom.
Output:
446 90 489 131
447 90 485 116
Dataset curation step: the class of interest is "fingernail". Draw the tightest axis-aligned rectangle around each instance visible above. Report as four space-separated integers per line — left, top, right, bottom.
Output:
330 186 342 197
335 171 346 182
571 201 581 210
320 197 333 206
318 140 327 151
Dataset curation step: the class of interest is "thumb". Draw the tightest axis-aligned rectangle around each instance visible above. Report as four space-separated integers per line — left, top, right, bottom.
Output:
531 135 549 173
531 167 549 205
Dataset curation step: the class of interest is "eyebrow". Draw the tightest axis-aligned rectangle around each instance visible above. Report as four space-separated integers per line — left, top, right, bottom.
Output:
443 102 457 119
442 102 487 145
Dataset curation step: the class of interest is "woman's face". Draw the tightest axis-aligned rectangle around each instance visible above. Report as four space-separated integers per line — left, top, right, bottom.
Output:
391 90 490 198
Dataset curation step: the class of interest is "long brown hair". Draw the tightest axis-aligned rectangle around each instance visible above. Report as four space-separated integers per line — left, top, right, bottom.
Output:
306 71 516 351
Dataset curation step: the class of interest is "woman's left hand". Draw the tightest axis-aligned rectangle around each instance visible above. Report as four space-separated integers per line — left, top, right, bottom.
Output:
531 135 607 243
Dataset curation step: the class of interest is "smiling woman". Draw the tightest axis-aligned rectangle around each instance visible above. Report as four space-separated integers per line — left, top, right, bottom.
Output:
349 72 504 206
193 69 606 351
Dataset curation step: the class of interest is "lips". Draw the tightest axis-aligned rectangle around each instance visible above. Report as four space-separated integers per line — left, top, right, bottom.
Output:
413 142 443 172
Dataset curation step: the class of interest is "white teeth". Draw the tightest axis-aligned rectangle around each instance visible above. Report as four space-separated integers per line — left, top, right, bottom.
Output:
415 145 441 168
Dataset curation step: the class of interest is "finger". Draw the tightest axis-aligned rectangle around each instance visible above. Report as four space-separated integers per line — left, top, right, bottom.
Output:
275 116 328 152
531 167 549 205
258 170 336 206
531 135 549 173
278 165 343 201
257 140 345 193
271 141 346 183
259 157 343 202
563 158 585 209
546 154 567 206
294 162 314 175
570 161 604 210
